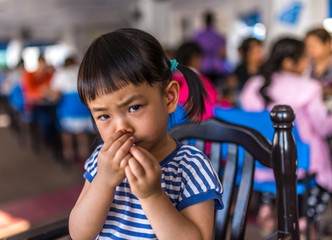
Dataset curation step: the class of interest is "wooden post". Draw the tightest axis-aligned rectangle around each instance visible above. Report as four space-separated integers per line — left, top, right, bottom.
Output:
270 105 299 240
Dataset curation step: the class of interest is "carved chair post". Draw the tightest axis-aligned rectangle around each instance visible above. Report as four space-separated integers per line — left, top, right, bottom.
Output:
270 105 299 240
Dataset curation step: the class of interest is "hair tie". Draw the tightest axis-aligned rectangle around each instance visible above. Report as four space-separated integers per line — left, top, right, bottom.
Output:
170 59 179 72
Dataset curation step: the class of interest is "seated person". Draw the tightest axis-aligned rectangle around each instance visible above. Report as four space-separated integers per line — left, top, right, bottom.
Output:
305 27 332 100
240 37 332 235
48 56 94 162
172 41 225 119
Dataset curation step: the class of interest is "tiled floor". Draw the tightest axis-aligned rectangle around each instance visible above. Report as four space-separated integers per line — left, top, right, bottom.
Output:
0 99 331 240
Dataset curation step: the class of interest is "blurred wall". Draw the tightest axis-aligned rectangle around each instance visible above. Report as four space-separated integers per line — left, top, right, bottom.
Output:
1 0 330 68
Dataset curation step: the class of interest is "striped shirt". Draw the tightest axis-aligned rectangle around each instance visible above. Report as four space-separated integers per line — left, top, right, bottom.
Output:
84 142 223 240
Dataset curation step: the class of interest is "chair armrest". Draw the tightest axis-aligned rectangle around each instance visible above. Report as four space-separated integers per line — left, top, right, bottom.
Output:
3 217 69 240
265 231 292 240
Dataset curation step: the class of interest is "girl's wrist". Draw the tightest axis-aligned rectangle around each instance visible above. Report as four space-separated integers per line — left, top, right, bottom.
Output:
94 172 120 190
139 188 165 205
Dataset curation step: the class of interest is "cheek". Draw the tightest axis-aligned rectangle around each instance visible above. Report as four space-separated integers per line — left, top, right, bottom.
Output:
95 123 113 143
139 109 168 135
309 45 324 58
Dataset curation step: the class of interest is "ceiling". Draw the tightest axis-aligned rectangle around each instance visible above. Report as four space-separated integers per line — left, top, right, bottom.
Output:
0 0 134 41
0 0 222 42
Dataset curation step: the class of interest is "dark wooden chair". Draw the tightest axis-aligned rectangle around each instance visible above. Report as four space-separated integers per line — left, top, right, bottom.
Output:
3 105 299 240
169 105 299 240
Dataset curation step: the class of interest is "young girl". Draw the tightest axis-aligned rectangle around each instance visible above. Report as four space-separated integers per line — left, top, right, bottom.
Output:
173 41 223 119
69 28 223 240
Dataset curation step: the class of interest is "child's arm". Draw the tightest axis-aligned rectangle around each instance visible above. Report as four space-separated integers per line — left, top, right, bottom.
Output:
126 146 215 240
69 130 134 240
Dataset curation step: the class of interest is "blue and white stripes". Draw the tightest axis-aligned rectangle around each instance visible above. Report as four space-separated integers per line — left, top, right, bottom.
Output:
84 143 223 239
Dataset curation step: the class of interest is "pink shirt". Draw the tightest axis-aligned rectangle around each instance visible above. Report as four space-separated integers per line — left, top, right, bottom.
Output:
173 70 220 120
240 71 332 192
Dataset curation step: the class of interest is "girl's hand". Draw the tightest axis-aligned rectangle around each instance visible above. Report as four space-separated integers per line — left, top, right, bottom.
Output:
97 130 135 188
125 146 163 200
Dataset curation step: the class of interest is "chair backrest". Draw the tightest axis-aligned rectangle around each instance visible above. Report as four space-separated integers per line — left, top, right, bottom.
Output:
56 92 90 119
169 105 300 240
9 84 24 113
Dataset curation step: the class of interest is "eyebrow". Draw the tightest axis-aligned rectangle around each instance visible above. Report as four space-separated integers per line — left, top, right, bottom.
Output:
90 94 146 113
91 107 108 113
118 95 146 108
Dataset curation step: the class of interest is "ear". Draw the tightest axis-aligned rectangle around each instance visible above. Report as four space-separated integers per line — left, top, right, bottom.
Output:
164 80 180 115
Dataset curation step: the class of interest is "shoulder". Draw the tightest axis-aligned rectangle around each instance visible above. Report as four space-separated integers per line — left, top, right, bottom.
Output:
241 75 265 93
240 76 265 110
168 144 223 210
296 77 323 104
275 73 322 101
163 144 211 173
84 144 103 182
175 144 208 162
298 76 321 91
171 144 217 180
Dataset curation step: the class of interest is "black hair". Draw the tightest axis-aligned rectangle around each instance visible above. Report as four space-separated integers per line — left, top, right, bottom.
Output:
174 41 202 66
204 11 214 26
239 37 262 63
64 56 77 67
306 27 331 43
78 28 207 120
259 38 305 106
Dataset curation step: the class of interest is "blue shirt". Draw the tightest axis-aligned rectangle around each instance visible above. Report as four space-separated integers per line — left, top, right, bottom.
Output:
84 142 223 240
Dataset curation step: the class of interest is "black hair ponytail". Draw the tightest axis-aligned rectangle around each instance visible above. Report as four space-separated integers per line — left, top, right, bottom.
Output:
259 59 276 107
259 38 304 107
173 62 208 121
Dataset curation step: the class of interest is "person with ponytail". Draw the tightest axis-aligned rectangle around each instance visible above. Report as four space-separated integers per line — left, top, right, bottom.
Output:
69 28 223 240
240 37 332 235
305 27 332 99
173 41 224 120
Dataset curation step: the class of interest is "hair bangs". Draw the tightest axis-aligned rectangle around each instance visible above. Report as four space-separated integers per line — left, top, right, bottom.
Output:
78 32 151 105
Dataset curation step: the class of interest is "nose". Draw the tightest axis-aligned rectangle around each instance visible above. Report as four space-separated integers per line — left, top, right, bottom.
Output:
115 117 134 134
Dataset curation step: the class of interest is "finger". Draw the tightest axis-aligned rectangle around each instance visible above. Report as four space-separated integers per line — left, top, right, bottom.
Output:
114 136 135 163
130 145 156 169
107 133 132 154
127 157 145 179
119 153 132 169
100 129 127 152
125 165 137 183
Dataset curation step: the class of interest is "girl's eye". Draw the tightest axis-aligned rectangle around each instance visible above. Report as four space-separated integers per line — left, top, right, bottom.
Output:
98 114 110 120
129 105 142 112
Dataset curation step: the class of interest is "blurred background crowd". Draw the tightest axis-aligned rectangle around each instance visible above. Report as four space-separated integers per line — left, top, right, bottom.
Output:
0 0 332 239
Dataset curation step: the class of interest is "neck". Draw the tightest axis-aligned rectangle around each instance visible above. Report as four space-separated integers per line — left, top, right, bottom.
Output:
151 135 177 162
247 62 259 75
315 53 330 65
313 54 330 76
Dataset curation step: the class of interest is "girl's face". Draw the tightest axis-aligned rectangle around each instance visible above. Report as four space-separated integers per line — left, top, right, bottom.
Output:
247 42 264 65
88 81 179 160
305 35 331 61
